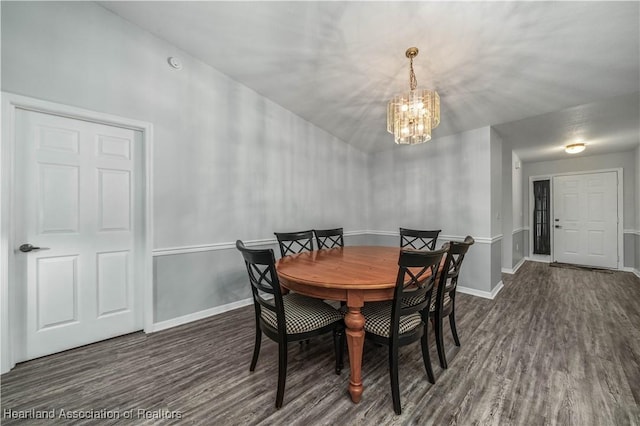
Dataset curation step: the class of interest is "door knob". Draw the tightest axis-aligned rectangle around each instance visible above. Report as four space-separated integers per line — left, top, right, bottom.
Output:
18 243 50 253
554 225 561 229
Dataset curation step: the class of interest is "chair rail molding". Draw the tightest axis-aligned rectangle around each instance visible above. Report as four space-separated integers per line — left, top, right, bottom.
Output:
366 230 502 245
152 230 369 256
152 230 503 257
153 239 276 256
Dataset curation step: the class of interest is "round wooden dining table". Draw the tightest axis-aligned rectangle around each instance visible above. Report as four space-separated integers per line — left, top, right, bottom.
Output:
276 245 401 404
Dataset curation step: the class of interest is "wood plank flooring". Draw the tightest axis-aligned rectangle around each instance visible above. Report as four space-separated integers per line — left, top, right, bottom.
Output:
2 262 640 425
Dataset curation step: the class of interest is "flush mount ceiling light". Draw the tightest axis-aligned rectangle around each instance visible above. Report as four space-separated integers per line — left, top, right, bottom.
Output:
565 143 586 154
387 47 440 145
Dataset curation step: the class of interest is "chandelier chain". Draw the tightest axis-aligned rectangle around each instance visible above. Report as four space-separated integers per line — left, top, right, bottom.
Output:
409 57 417 91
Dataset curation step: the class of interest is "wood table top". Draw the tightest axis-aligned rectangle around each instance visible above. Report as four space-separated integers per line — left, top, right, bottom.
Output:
276 246 401 290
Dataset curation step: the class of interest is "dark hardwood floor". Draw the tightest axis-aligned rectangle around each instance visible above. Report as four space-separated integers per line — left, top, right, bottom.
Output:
2 262 640 425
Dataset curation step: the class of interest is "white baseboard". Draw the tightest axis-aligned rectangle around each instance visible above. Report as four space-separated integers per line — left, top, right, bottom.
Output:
502 257 526 275
150 297 253 332
457 281 504 300
622 267 640 279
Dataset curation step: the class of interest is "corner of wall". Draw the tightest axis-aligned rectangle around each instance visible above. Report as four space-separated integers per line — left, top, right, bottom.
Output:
636 144 640 270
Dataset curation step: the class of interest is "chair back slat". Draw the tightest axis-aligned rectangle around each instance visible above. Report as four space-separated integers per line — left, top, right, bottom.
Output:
435 236 475 306
400 228 442 251
314 228 344 249
390 248 447 337
274 230 315 257
236 240 285 329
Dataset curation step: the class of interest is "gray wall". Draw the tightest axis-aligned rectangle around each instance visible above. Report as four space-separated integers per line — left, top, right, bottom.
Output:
369 126 501 293
11 1 633 329
512 230 526 267
490 129 503 238
2 2 370 322
153 234 374 322
369 127 492 237
521 150 637 268
490 129 503 287
499 130 513 270
623 233 636 271
498 136 525 272
522 151 636 229
636 146 640 271
637 145 640 231
512 152 525 267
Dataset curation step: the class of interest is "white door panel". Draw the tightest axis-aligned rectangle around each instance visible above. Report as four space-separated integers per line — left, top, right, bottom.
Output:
98 169 131 231
35 255 79 329
97 250 131 317
15 109 142 360
39 164 79 233
553 172 618 268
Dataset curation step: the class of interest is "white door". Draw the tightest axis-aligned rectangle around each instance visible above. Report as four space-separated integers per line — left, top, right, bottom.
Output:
553 171 618 268
14 109 143 360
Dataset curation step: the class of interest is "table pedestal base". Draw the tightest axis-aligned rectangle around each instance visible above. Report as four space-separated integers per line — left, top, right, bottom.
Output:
276 247 401 404
345 291 365 403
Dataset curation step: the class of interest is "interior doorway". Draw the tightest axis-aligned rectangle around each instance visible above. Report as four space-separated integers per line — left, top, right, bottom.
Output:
1 93 154 373
15 109 145 360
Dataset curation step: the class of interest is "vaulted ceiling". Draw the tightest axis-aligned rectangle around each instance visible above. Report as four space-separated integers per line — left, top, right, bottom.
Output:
100 1 640 161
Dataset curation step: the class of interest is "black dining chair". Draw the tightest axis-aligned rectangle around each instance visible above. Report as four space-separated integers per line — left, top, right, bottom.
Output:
429 236 474 369
274 230 314 257
361 247 447 414
314 228 344 249
236 240 345 408
399 228 441 251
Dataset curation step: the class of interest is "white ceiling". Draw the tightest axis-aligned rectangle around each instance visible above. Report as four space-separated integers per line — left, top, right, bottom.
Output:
494 93 639 163
99 1 640 160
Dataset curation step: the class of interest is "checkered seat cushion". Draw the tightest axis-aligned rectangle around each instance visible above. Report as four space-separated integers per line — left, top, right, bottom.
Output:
261 293 343 334
403 291 451 312
361 302 423 338
430 292 451 312
401 291 430 309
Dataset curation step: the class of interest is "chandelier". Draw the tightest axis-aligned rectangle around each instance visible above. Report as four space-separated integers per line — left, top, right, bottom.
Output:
387 47 440 145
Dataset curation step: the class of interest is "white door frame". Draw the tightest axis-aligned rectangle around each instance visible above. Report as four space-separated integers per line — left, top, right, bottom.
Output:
528 168 623 268
1 92 154 374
